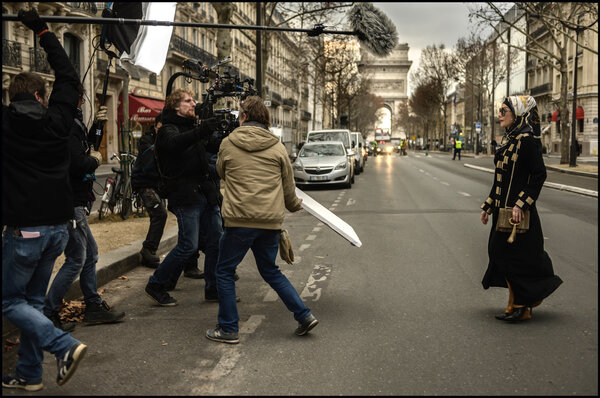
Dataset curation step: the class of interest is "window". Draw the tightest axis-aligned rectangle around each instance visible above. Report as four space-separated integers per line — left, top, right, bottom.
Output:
149 73 157 85
63 33 81 76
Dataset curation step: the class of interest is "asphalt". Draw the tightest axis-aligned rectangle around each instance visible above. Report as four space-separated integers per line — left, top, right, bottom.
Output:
2 150 597 339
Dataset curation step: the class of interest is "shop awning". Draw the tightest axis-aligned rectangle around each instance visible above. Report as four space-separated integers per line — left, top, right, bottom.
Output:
576 106 584 120
118 94 164 124
551 110 559 122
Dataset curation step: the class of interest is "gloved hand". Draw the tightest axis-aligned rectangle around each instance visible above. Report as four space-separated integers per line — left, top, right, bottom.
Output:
94 106 108 123
89 150 103 165
198 117 219 133
18 8 49 35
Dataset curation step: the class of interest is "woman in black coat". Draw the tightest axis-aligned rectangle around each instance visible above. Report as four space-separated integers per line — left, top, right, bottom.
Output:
480 96 562 322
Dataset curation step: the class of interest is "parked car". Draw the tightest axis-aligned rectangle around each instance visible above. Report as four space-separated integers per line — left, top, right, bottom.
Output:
351 132 366 174
306 129 355 184
293 141 353 189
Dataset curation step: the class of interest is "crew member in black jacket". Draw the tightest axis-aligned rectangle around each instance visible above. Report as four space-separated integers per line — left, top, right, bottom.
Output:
2 9 87 391
144 88 222 306
43 86 125 331
132 113 168 268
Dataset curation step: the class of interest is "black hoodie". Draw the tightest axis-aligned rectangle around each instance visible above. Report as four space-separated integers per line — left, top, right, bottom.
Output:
2 31 80 227
154 109 218 208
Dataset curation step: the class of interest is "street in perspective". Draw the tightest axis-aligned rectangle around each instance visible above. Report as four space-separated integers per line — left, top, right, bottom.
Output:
1 1 598 396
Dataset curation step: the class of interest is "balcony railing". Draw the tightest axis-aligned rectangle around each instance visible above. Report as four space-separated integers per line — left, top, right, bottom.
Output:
272 92 282 104
29 47 52 74
170 35 217 67
66 2 98 14
283 98 297 107
2 39 22 68
530 82 552 96
530 26 547 39
302 110 312 120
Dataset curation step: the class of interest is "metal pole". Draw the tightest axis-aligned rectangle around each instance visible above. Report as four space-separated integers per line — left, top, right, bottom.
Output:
1 13 356 36
491 39 496 150
255 2 262 97
570 16 582 167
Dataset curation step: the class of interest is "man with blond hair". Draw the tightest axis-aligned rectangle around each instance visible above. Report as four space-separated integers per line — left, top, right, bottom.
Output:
144 88 221 306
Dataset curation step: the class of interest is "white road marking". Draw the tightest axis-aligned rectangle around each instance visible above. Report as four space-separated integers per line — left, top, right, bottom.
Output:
239 315 265 334
331 203 338 207
306 235 316 241
298 244 311 252
419 169 424 172
312 227 322 232
440 181 450 186
300 264 332 301
457 191 471 197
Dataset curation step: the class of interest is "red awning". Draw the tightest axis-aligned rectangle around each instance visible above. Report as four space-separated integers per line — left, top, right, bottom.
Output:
551 110 559 122
118 94 164 124
576 106 584 120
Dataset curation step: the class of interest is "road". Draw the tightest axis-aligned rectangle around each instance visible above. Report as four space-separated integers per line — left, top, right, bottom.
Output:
4 152 597 395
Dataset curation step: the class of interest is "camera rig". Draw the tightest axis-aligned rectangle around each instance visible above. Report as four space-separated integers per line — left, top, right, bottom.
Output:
166 56 257 136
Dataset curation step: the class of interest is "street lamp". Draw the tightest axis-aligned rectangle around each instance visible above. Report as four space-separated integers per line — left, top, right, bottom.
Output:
569 14 584 168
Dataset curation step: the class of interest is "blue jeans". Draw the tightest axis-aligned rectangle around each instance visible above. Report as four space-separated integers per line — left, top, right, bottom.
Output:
2 224 79 383
149 195 222 290
216 227 311 332
44 207 102 316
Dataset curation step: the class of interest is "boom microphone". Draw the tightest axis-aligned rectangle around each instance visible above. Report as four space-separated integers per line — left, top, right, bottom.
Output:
348 2 399 57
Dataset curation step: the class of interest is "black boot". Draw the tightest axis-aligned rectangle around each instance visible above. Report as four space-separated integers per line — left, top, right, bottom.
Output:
140 247 160 268
83 301 125 325
46 312 77 332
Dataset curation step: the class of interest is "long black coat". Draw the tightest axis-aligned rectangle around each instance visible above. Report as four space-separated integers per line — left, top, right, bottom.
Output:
480 125 562 306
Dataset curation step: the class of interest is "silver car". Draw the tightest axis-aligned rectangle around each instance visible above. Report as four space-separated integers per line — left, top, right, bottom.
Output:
293 141 352 189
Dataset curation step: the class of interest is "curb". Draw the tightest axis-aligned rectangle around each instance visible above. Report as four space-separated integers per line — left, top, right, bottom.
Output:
2 226 178 338
545 165 598 179
464 163 598 198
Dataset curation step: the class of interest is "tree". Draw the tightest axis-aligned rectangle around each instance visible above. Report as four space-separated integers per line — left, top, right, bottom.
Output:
349 78 384 135
408 80 441 145
455 33 513 153
411 44 460 147
469 2 598 164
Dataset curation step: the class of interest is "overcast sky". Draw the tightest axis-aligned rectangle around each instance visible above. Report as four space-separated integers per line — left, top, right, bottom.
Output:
372 2 480 95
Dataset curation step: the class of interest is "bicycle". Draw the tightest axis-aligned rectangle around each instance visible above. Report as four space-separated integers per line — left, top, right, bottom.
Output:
98 152 142 220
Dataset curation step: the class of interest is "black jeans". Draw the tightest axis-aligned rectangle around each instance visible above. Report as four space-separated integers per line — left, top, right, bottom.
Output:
139 188 167 252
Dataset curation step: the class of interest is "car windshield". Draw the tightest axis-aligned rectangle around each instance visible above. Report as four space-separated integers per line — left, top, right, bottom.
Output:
308 131 349 147
299 144 345 157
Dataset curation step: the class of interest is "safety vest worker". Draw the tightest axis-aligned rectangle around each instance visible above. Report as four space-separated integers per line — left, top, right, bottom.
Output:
455 140 462 149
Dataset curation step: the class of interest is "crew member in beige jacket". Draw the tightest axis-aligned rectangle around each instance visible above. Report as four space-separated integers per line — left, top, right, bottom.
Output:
205 96 318 344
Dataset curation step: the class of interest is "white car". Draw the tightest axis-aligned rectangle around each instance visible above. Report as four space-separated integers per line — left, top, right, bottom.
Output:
293 141 352 189
305 129 355 184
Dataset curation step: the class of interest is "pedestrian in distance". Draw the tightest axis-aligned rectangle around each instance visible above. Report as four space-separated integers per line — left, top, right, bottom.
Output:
2 8 87 391
131 113 168 269
452 138 462 160
206 96 317 345
144 88 222 306
44 84 125 332
480 96 562 322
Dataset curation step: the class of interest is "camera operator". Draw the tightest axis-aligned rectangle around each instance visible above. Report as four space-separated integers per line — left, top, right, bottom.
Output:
2 8 87 390
144 88 223 306
43 85 125 331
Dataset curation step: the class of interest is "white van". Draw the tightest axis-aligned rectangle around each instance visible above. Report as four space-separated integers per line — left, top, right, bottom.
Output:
306 129 355 184
351 132 365 174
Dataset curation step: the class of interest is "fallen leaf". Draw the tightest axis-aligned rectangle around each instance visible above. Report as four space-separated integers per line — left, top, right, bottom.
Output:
5 338 20 345
118 275 129 281
162 343 168 346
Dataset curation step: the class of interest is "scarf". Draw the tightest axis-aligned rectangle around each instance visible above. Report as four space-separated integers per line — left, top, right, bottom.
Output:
497 95 541 154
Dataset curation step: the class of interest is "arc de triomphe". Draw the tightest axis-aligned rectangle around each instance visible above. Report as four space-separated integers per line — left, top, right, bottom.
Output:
358 43 412 141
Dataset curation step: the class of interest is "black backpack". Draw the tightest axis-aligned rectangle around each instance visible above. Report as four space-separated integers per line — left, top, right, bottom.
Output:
131 144 160 190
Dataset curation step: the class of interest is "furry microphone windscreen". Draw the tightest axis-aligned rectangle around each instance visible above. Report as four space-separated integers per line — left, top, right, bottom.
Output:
348 2 399 57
